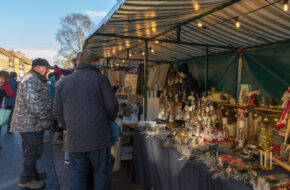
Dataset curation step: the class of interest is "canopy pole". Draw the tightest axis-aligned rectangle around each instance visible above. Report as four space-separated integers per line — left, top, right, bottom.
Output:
236 47 244 99
144 40 148 121
177 24 181 42
106 57 109 77
126 49 129 59
205 46 209 95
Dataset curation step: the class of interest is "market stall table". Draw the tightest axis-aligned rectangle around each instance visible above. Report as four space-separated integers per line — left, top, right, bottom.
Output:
131 128 289 190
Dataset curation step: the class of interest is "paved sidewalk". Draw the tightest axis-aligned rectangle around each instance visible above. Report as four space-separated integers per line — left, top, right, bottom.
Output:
0 125 143 190
0 126 59 190
52 140 143 190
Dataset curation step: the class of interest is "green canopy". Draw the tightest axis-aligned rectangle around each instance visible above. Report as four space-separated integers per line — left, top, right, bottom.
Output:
176 51 238 97
176 42 290 103
242 43 290 103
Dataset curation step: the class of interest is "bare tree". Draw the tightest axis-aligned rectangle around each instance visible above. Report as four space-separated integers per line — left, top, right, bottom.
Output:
56 13 94 68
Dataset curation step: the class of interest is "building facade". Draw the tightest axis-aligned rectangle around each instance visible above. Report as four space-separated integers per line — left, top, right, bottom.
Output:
0 48 32 78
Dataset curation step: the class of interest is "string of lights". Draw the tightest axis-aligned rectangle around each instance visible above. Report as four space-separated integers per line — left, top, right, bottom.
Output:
195 0 287 30
92 0 289 62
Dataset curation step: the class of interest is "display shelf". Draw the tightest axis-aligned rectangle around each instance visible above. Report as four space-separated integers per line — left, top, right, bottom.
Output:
216 102 283 113
254 107 283 113
215 102 239 108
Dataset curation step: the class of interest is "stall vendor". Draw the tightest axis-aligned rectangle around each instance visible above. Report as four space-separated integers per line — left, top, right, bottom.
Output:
177 63 200 97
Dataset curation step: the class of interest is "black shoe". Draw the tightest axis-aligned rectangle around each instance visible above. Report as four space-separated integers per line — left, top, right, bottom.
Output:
35 172 47 180
18 179 45 189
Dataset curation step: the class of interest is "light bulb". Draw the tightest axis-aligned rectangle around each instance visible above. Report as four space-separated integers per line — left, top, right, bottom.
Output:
155 40 159 44
151 49 154 53
142 52 145 55
122 59 125 63
198 22 203 28
235 17 240 28
283 2 289 12
129 53 132 57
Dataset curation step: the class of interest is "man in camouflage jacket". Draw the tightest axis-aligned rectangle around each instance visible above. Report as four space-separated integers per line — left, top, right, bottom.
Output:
10 58 54 189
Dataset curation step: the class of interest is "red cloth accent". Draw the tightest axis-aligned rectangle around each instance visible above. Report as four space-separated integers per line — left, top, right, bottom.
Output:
276 123 285 130
276 100 290 130
0 81 14 106
248 92 258 105
240 91 259 110
285 100 290 113
240 105 251 110
273 145 280 152
54 67 62 75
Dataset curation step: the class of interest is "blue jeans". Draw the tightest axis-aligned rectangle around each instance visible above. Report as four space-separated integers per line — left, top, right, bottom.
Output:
64 135 70 161
69 148 111 190
65 151 70 161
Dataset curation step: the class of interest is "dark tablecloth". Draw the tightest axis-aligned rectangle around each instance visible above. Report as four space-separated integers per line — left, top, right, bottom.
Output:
131 128 289 190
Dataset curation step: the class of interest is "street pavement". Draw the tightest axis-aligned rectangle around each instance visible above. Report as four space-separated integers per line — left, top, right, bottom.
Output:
0 125 143 190
0 126 59 190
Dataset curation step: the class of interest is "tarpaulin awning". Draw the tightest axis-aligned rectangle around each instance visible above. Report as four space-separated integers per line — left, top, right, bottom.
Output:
83 0 290 64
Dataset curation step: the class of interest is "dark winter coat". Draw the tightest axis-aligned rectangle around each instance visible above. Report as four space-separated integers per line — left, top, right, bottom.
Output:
53 63 119 153
5 78 18 106
10 70 53 133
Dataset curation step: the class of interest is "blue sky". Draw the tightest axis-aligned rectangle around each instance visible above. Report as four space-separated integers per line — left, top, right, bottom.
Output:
0 0 116 63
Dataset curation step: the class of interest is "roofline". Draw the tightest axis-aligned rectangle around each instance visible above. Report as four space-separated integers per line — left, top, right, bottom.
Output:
0 47 32 65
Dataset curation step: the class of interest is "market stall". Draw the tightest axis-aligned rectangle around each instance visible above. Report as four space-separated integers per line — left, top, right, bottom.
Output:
82 0 290 189
131 128 289 190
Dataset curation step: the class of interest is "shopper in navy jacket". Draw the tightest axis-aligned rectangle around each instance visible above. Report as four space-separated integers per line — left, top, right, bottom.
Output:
53 50 119 190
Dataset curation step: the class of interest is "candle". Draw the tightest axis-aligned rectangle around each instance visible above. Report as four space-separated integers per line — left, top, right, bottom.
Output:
270 152 272 168
260 151 262 165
